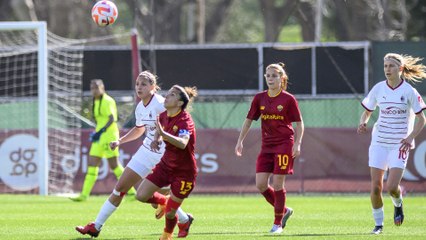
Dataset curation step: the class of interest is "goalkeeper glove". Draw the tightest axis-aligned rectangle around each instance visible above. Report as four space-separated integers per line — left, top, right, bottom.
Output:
89 127 106 142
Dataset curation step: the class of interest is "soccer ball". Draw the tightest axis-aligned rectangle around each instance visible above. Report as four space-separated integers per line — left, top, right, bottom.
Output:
91 1 118 27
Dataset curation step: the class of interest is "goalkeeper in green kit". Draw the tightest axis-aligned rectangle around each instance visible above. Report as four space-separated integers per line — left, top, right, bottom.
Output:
70 79 136 201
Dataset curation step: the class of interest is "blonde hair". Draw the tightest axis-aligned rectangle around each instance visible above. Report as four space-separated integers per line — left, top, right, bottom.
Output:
384 53 426 83
137 71 161 91
171 85 198 112
266 62 288 90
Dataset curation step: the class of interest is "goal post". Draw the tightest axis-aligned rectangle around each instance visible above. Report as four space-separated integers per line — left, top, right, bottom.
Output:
0 22 48 195
0 21 84 195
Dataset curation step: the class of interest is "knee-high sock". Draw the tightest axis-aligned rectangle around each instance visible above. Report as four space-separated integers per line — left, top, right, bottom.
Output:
176 207 189 223
372 207 384 226
261 187 275 206
94 199 117 230
273 189 285 225
164 199 182 233
391 194 403 207
146 192 167 205
81 166 99 197
164 215 178 234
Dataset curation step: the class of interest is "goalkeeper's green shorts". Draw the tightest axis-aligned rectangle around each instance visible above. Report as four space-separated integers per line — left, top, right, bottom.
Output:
89 130 119 158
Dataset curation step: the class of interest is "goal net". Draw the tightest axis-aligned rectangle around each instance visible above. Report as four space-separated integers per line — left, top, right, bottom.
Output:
0 22 85 195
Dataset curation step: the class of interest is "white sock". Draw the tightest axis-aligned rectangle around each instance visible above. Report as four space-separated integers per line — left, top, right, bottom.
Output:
391 194 403 207
176 207 189 223
372 207 384 226
94 199 117 230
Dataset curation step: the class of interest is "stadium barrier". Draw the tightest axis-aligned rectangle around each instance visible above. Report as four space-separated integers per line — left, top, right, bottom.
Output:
2 128 425 194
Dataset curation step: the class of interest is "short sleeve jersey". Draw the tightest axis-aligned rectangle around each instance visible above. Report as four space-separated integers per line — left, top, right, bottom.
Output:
247 90 302 153
135 94 166 154
93 93 119 133
362 80 426 148
158 110 197 176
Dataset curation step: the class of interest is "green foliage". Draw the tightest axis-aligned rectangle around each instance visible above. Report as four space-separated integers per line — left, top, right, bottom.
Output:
277 24 303 42
0 194 425 239
215 1 264 43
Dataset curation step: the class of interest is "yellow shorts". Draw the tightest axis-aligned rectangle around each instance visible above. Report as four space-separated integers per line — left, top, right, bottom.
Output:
89 130 119 158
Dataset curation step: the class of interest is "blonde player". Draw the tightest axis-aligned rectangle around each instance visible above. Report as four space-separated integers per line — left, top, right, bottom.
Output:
76 71 193 238
358 53 426 234
70 79 136 202
235 63 304 234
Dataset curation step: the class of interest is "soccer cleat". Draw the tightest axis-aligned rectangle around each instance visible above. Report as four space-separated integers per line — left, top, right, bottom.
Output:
155 195 170 219
75 222 100 238
177 213 194 238
269 224 283 234
281 207 293 228
394 204 404 226
159 231 173 240
155 203 166 219
370 225 383 235
69 194 87 202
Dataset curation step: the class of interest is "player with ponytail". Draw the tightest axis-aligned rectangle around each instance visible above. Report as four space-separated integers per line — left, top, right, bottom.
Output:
358 53 426 234
136 85 198 240
235 62 304 234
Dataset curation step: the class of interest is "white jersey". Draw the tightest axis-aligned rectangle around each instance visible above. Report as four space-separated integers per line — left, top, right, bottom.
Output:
362 80 426 148
135 94 166 154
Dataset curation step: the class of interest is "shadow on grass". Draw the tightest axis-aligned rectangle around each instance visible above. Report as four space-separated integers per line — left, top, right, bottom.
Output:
70 232 372 239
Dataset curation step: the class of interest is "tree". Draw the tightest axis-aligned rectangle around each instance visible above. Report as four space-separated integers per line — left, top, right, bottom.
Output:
323 0 409 41
259 0 299 42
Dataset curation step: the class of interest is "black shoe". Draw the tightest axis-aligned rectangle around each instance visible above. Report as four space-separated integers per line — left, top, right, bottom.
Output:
371 225 383 235
394 203 404 226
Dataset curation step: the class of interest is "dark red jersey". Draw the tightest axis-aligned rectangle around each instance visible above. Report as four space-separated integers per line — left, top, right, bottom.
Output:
247 90 301 153
158 110 197 176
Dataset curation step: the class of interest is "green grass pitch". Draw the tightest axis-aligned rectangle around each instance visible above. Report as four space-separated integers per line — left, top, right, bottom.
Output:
0 194 425 239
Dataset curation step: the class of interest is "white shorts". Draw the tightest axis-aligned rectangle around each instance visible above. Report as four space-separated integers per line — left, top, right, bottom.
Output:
368 145 408 170
126 144 163 178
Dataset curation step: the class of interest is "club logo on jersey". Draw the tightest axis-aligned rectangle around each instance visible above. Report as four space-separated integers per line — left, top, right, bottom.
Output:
381 106 407 115
260 106 265 110
277 105 283 111
149 111 152 119
400 96 405 102
173 125 178 132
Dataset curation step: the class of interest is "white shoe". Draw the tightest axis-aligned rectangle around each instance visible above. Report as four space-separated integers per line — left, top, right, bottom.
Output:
269 224 283 234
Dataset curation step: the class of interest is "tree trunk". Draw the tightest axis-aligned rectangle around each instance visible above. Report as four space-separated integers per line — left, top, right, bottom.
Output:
294 1 315 41
260 0 299 42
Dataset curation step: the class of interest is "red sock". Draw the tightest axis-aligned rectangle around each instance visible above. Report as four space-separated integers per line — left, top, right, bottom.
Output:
261 187 275 206
273 189 285 225
146 192 167 205
164 214 178 233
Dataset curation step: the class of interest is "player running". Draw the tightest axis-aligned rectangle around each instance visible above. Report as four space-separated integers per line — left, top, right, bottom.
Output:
75 72 193 238
136 85 198 240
